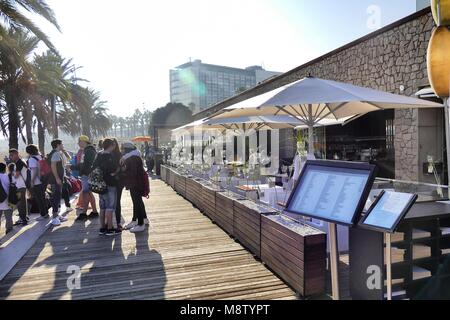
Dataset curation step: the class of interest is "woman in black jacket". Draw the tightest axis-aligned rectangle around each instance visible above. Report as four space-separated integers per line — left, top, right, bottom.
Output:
121 142 147 233
112 138 125 231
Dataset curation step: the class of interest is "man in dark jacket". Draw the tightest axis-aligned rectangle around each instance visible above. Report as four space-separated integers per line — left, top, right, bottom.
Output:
71 135 98 221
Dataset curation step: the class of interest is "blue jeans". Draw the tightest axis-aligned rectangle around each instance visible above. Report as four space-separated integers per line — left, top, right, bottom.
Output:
99 186 117 211
51 184 62 217
81 175 90 193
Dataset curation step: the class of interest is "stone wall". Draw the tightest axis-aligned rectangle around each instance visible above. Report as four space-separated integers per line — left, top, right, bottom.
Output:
195 9 437 181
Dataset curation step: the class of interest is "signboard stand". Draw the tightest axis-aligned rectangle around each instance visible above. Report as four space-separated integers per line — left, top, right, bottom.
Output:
284 160 378 300
385 232 392 301
329 222 340 300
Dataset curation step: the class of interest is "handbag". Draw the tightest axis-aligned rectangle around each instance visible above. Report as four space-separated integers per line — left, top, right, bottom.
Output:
8 174 19 205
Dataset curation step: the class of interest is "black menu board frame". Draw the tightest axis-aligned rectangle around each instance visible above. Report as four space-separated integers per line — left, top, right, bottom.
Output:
358 190 418 233
285 160 377 226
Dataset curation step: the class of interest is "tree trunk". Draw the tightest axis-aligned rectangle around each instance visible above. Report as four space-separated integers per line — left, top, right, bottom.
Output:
37 119 46 155
6 89 19 150
23 105 34 145
50 96 58 139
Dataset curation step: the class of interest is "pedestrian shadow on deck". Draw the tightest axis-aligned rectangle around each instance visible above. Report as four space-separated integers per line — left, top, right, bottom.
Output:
0 220 166 300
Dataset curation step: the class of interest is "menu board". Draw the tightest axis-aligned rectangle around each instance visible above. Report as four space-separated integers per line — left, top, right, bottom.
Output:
286 161 376 225
359 191 417 233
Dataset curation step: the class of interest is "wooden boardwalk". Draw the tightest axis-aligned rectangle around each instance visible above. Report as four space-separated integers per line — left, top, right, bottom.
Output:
0 179 298 300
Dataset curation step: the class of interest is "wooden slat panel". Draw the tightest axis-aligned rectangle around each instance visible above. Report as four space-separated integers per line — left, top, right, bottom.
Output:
260 215 326 297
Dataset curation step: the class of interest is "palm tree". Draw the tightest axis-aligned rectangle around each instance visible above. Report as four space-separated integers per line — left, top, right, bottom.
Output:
143 110 153 136
32 50 76 151
0 27 39 149
59 85 111 139
0 0 60 52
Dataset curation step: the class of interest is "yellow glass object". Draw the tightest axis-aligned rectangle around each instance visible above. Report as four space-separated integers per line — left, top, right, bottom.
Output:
427 26 450 98
432 0 450 26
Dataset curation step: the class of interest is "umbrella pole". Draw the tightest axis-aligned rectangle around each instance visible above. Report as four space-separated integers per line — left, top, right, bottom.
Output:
445 98 450 196
308 125 314 156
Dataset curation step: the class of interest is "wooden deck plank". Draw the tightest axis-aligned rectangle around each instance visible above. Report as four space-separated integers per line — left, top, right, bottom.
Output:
0 179 298 300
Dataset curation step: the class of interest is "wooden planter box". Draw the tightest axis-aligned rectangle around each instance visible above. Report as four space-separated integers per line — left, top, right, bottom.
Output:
261 214 326 297
215 192 245 236
160 165 167 182
186 177 204 207
174 174 187 198
233 200 276 258
168 169 176 189
201 183 223 221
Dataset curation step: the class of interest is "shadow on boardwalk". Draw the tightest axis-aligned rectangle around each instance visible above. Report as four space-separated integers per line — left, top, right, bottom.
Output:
0 217 166 300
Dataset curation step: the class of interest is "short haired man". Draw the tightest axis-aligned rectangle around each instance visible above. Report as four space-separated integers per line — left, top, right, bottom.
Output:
70 135 98 221
49 140 68 226
9 149 29 226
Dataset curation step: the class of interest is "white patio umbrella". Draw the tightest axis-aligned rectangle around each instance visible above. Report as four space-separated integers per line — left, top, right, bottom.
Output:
213 77 442 154
203 115 305 131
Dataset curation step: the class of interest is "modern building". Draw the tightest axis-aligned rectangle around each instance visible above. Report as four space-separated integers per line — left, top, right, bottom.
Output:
194 7 444 185
170 60 281 113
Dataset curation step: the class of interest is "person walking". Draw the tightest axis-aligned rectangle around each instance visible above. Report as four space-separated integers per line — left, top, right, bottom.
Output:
71 135 98 221
0 163 13 236
122 142 148 233
9 149 29 226
48 140 69 226
25 145 49 221
93 138 120 236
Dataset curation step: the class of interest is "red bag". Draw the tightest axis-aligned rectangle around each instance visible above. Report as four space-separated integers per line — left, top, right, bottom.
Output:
68 177 82 193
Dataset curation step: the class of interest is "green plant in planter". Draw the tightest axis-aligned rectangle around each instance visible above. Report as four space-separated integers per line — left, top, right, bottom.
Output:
296 130 308 157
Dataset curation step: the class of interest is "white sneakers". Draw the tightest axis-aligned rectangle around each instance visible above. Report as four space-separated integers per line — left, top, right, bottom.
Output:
130 224 145 233
124 221 137 230
124 219 149 230
50 214 68 226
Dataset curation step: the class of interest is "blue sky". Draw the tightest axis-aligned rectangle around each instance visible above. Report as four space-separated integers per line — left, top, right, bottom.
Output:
37 0 417 116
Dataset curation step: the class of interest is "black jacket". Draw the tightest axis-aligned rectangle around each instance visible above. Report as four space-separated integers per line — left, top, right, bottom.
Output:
71 145 97 176
93 151 118 187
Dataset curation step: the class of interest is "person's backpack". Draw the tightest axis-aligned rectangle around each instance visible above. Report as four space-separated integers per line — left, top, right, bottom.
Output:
88 167 108 194
32 155 53 180
141 170 150 198
0 179 7 203
8 174 19 205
